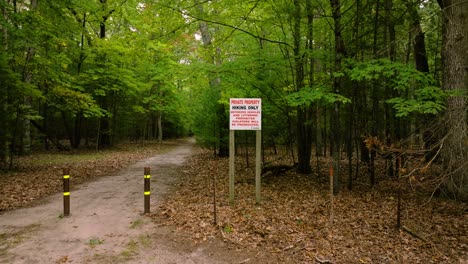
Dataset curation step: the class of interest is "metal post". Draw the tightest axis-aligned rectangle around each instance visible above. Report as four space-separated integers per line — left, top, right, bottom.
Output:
213 164 217 225
229 130 235 205
63 168 70 217
255 130 262 204
329 165 334 225
144 167 151 214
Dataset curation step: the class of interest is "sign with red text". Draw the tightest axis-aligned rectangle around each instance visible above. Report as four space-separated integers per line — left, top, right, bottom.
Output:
230 98 261 130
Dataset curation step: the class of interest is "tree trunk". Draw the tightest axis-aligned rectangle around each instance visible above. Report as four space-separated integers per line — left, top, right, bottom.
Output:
21 0 37 155
409 2 434 161
18 0 39 156
409 2 429 73
330 0 346 193
30 120 68 151
72 115 82 149
438 0 468 200
0 2 10 165
98 101 111 148
307 0 319 174
157 111 163 143
100 0 107 39
294 0 313 174
369 0 381 186
384 0 396 177
42 84 50 150
97 0 113 148
195 1 228 157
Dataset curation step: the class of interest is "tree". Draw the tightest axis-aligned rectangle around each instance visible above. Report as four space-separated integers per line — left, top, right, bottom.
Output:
293 0 313 174
192 0 230 157
437 0 468 200
329 0 346 193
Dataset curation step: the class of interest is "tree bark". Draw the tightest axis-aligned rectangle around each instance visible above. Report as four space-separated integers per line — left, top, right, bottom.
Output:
330 0 346 193
369 0 381 186
17 0 39 156
157 110 163 143
294 0 313 174
409 3 429 73
97 0 113 148
0 1 10 165
438 0 468 200
408 1 434 161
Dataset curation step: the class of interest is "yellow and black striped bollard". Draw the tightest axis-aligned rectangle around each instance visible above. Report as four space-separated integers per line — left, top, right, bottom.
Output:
63 168 70 216
144 167 151 214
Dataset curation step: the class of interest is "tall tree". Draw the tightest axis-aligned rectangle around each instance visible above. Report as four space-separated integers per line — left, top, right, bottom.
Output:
329 0 346 193
193 0 229 157
294 0 313 174
20 0 38 155
437 0 468 200
0 0 10 165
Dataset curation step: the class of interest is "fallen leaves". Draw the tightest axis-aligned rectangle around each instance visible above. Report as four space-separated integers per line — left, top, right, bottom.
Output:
0 141 174 212
157 148 468 263
1 142 466 263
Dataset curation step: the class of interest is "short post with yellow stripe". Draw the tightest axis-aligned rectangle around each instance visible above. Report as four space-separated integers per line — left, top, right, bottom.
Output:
144 167 151 214
63 168 70 216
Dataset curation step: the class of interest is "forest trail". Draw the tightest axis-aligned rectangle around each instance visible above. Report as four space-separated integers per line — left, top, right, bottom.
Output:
0 139 256 264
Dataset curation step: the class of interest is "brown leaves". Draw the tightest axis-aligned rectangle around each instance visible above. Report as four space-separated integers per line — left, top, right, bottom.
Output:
0 142 169 212
363 136 381 150
157 148 468 263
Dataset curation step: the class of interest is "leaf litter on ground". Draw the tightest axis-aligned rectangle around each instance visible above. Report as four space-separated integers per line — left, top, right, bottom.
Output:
0 141 176 212
157 148 467 264
1 142 466 263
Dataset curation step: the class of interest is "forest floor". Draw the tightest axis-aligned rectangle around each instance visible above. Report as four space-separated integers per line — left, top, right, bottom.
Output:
0 138 275 263
163 147 468 264
0 138 467 263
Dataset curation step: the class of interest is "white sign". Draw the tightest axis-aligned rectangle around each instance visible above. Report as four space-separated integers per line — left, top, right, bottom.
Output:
230 98 261 130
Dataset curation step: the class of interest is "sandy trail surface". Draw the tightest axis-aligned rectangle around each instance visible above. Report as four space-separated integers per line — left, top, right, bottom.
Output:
0 139 265 264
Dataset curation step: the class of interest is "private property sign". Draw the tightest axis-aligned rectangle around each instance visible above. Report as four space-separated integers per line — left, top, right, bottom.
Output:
229 98 263 205
229 98 262 130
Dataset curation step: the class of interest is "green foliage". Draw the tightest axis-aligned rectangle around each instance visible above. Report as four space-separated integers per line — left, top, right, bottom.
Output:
387 88 466 117
346 59 427 87
48 86 106 118
190 79 220 147
222 224 234 233
346 59 452 117
0 0 458 164
286 85 351 107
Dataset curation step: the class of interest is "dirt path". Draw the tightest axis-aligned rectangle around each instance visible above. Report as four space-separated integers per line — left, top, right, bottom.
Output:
0 139 263 264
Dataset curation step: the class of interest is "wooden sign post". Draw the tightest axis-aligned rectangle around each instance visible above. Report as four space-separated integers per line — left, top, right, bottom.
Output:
229 98 262 205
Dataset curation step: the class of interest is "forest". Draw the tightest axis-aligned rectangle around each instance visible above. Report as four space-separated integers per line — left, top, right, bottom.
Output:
0 0 467 262
1 0 466 200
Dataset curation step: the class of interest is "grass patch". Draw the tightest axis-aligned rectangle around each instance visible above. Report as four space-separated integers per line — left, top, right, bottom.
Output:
118 235 152 260
87 238 104 247
129 219 144 229
138 234 152 248
118 240 139 260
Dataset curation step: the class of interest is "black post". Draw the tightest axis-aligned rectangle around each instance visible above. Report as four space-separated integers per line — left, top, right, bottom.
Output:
144 167 151 214
63 168 70 216
213 168 217 225
397 187 401 228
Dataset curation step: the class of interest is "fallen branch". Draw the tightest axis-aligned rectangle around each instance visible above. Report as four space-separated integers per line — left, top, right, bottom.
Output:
315 255 333 264
401 225 428 242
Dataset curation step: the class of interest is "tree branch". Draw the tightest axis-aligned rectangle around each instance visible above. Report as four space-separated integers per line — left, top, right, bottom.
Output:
160 3 293 49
